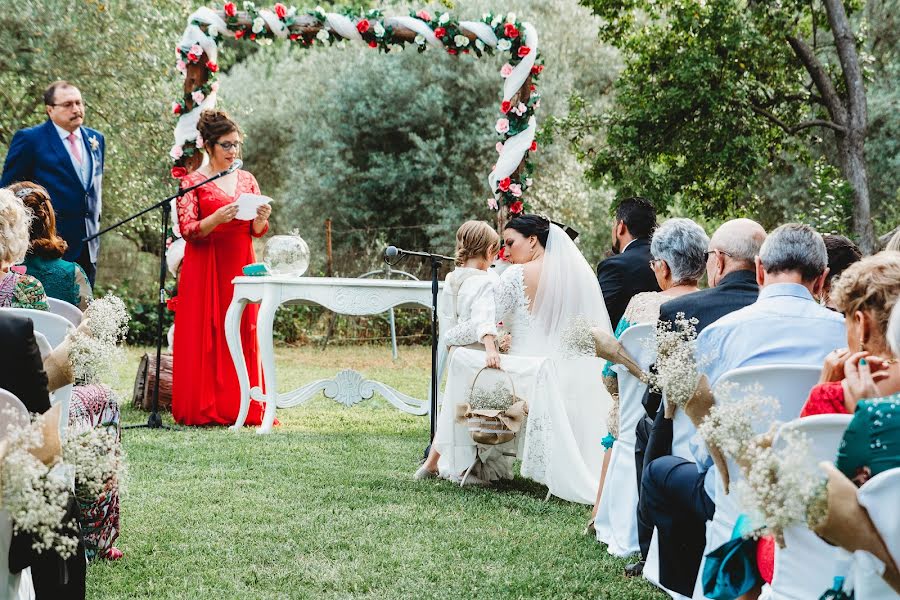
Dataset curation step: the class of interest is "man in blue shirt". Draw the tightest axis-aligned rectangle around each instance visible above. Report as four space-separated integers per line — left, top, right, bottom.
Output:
639 223 846 597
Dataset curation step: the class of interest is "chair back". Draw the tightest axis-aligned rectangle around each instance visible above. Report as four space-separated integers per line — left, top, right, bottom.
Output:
770 415 853 600
0 389 35 600
855 467 900 600
0 307 73 348
46 298 83 327
611 323 656 445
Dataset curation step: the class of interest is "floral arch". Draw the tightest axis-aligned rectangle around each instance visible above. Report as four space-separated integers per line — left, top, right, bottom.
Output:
170 4 543 224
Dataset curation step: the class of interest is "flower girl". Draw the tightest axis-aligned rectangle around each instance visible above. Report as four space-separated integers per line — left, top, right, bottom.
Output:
414 220 501 480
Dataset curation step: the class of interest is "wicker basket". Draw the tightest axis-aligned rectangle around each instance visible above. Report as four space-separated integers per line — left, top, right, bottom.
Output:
457 367 527 446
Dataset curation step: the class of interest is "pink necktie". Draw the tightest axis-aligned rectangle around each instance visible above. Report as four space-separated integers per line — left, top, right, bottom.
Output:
67 132 83 165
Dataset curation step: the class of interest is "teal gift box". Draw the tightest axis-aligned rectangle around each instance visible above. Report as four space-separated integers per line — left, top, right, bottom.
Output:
243 262 271 276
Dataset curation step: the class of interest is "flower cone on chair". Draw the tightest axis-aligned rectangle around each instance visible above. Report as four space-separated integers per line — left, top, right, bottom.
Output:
42 318 91 392
683 374 732 493
814 462 900 594
591 327 644 380
28 403 63 467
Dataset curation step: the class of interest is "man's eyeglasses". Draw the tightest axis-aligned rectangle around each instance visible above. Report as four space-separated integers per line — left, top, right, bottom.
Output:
705 249 732 259
216 141 242 151
49 100 84 109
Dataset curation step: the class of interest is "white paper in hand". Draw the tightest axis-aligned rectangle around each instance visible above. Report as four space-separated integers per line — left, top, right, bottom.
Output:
234 193 272 220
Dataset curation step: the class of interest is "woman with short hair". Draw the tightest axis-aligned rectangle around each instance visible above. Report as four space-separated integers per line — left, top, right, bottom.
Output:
0 188 48 310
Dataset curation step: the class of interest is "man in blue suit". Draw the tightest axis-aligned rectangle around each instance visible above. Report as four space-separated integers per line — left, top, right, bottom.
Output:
1 81 105 285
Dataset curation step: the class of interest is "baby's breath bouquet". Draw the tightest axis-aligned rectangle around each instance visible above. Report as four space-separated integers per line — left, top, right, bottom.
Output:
734 428 828 546
63 425 124 503
45 294 129 389
560 315 597 359
467 380 517 412
1 407 79 558
645 313 703 414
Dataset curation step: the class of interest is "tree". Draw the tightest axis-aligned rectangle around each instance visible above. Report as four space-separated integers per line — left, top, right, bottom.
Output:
580 0 879 252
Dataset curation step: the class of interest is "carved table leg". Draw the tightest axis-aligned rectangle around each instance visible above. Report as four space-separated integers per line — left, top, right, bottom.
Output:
256 295 280 434
227 298 251 430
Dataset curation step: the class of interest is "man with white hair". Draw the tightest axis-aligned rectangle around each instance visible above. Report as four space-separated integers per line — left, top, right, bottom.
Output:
639 223 846 596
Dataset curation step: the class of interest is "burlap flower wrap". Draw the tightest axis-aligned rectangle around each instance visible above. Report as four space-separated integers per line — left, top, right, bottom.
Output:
43 318 92 392
456 368 528 446
813 462 900 594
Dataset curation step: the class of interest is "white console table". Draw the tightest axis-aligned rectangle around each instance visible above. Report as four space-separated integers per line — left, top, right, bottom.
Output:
225 276 441 433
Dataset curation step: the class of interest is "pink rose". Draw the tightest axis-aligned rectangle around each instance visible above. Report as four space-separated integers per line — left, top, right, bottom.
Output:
170 144 184 160
495 118 510 134
509 183 522 197
190 43 203 56
416 10 431 21
516 102 527 114
176 60 187 73
191 90 205 104
195 134 204 149
211 82 220 92
500 63 514 78
487 197 499 210
495 142 504 153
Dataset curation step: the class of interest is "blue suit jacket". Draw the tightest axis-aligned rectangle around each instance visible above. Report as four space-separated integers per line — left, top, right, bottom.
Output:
1 120 105 263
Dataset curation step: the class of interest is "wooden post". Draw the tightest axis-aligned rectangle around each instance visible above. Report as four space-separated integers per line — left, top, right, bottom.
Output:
324 218 333 277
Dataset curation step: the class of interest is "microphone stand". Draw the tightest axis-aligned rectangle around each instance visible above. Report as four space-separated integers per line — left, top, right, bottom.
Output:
85 167 236 430
384 248 451 459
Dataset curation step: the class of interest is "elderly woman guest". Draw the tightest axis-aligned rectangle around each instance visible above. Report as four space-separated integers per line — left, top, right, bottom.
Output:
0 188 49 309
9 182 92 310
590 218 709 526
173 109 272 427
802 251 900 417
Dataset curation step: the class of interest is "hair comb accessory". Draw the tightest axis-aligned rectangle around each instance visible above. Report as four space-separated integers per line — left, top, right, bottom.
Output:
14 187 37 199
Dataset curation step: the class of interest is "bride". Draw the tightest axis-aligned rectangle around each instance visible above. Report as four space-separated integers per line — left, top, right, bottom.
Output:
435 214 614 503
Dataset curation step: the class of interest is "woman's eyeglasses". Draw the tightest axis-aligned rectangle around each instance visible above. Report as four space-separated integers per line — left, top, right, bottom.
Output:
216 141 242 151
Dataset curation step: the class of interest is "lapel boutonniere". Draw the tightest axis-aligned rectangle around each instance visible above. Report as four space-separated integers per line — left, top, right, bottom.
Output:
89 135 100 152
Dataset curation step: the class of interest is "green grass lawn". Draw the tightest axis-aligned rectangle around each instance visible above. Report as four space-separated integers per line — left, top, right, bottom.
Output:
90 345 666 599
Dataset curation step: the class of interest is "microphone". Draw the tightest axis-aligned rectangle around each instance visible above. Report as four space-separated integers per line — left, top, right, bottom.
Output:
383 245 453 263
222 158 243 176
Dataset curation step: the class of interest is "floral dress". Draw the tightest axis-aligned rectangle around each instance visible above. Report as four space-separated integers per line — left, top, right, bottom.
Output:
0 270 50 310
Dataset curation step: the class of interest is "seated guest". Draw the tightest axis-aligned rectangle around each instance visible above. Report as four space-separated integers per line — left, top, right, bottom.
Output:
820 233 861 309
626 218 765 577
9 182 92 310
639 223 846 597
0 188 122 561
803 252 900 417
597 196 661 328
0 188 49 310
591 218 708 525
0 311 86 599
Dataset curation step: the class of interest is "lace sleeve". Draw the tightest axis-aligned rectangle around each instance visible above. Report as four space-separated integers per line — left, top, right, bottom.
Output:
176 181 202 241
247 172 269 238
494 265 524 322
443 320 479 348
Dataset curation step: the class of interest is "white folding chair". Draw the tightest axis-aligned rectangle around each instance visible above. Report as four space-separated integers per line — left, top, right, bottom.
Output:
855 467 900 600
694 364 822 599
767 414 853 600
0 307 73 348
0 389 36 600
595 323 656 556
32 331 71 443
46 297 83 327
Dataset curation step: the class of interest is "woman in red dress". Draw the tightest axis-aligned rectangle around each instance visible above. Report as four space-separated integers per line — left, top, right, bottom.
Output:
172 110 272 426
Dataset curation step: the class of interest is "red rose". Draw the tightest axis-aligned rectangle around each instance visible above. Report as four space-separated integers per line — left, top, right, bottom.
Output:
447 48 457 55
504 23 519 38
206 60 218 72
369 40 378 48
166 296 179 311
509 200 524 214
530 141 537 152
517 46 531 57
234 28 245 39
356 19 370 34
530 64 544 75
498 246 508 261
289 33 299 41
249 32 256 40
223 2 236 17
530 84 536 92
274 3 287 19
434 27 446 38
498 177 511 192
187 52 198 62
500 100 511 114
171 166 188 179
172 102 182 115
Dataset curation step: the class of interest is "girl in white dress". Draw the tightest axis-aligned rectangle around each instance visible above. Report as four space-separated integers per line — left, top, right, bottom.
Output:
415 221 501 480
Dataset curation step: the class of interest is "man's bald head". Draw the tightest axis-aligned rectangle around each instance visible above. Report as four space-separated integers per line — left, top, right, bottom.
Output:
706 218 767 286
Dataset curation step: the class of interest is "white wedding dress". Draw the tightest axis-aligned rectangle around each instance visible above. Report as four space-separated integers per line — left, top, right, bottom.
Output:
435 224 613 504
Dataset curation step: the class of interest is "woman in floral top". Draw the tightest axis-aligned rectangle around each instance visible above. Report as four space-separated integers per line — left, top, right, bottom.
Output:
0 188 49 310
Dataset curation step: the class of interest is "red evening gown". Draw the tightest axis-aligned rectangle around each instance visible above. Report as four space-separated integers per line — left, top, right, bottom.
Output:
172 169 268 426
